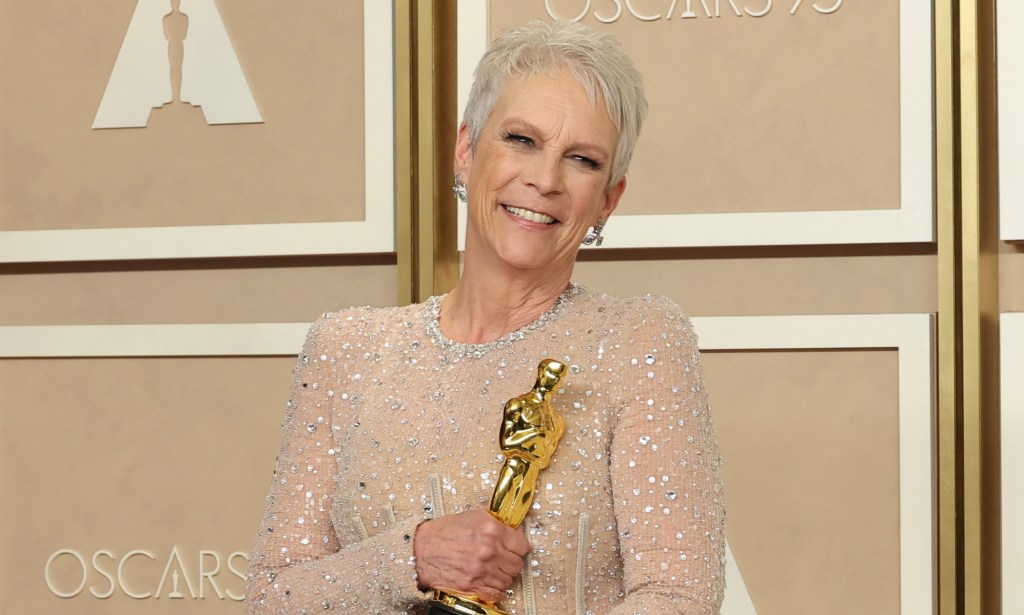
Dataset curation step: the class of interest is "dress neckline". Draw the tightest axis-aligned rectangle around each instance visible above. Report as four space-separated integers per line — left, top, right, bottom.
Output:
423 283 583 358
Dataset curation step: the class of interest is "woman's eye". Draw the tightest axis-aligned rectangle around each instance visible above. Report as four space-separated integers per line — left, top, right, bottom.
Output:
504 132 533 146
571 155 601 170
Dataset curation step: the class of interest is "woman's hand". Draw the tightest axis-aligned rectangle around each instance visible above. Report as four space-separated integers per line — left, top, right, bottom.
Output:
414 508 531 604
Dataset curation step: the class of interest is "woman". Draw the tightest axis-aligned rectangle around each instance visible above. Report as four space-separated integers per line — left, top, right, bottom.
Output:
247 20 725 614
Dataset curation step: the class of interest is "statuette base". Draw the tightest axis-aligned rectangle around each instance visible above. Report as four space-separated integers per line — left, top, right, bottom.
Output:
429 589 510 615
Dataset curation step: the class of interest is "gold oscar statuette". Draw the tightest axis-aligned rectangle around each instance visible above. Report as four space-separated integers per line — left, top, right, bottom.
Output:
428 359 567 615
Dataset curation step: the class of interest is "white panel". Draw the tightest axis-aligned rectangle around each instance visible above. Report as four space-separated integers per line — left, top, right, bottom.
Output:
456 1 488 123
179 0 263 125
1003 313 1024 613
0 323 309 357
3 0 394 261
692 313 935 615
92 0 172 129
999 0 1024 241
721 542 758 615
456 1 934 248
0 313 936 614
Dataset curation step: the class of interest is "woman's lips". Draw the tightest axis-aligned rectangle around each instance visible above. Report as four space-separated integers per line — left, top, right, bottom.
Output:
503 204 557 224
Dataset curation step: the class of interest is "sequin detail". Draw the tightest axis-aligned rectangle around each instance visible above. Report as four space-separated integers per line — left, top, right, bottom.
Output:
245 288 726 614
424 283 582 357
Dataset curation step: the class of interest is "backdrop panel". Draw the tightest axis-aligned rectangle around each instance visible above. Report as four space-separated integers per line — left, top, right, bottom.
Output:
998 0 1024 241
456 1 933 247
1002 312 1024 614
0 0 395 261
0 356 293 614
695 313 934 615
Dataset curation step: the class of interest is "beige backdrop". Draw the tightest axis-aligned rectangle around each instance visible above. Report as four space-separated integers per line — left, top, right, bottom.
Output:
0 0 392 608
1 357 290 613
0 0 366 231
490 0 900 215
707 350 901 615
1002 245 1024 311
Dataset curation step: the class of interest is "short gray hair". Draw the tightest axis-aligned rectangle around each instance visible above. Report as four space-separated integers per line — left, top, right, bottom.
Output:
462 20 647 189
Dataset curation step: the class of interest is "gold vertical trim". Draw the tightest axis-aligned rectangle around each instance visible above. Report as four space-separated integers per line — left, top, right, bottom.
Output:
429 0 460 298
413 0 459 302
399 0 458 304
415 2 436 301
976 0 1002 608
934 1 959 613
960 1 1001 613
960 3 984 611
395 0 415 305
939 0 1001 611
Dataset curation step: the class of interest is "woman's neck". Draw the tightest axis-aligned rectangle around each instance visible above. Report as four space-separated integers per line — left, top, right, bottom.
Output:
438 265 573 345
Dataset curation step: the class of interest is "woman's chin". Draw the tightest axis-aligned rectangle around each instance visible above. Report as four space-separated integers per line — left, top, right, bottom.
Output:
493 243 576 275
466 226 576 274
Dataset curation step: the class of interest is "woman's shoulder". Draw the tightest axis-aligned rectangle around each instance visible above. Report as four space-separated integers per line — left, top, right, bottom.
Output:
577 287 690 323
302 302 424 347
575 288 699 347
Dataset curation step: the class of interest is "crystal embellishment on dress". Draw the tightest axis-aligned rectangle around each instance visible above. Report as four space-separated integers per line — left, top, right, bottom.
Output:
424 283 583 357
245 289 726 613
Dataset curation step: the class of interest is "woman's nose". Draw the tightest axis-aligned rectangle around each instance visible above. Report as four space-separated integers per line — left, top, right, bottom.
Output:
523 152 563 194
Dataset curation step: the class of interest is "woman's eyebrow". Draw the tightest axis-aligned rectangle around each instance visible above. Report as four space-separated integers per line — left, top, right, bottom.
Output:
501 117 611 158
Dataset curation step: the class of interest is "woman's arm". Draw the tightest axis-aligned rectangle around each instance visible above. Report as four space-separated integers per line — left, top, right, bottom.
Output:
245 314 425 614
608 297 726 615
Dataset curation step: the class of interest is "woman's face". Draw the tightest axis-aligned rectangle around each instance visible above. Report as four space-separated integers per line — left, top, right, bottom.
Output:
455 69 626 277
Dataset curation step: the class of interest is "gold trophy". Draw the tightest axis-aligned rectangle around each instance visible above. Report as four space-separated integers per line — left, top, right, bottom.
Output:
429 359 567 615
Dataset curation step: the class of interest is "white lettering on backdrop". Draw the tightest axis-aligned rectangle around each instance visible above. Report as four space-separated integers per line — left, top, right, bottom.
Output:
544 0 843 21
44 547 248 601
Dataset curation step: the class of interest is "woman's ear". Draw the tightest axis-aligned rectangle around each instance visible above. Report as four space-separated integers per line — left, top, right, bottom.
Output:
453 122 473 177
601 177 627 220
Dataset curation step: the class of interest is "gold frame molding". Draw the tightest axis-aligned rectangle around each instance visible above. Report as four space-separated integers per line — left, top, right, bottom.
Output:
937 0 1001 613
396 0 459 305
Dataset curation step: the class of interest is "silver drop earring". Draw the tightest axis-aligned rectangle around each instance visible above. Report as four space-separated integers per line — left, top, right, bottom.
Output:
582 219 605 246
452 173 468 203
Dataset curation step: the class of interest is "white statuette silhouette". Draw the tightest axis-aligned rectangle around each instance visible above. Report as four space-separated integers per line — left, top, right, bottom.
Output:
178 0 262 124
93 0 262 128
722 541 759 614
169 569 184 599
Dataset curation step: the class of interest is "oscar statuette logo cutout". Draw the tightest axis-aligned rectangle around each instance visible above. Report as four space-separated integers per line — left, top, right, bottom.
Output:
429 359 567 615
93 0 263 128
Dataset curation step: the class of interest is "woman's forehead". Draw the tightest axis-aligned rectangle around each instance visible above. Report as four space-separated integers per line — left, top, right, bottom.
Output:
489 71 616 137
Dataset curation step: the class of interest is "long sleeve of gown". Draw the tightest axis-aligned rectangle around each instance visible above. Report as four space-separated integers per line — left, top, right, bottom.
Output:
246 315 427 614
608 297 726 614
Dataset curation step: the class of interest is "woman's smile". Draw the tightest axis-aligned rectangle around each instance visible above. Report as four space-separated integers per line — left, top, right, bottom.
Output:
502 204 558 225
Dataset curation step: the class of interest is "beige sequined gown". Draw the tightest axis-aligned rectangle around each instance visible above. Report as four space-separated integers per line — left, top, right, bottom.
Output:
246 286 725 614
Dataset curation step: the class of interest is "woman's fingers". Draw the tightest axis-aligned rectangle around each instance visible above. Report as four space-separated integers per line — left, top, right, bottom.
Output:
414 508 530 601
